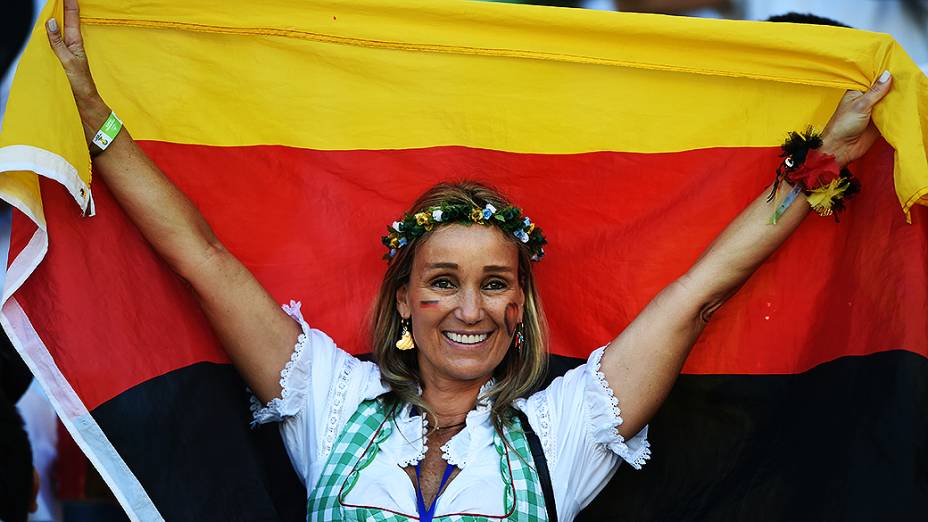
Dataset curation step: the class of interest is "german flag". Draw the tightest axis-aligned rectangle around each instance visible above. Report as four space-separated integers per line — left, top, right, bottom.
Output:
1 1 926 520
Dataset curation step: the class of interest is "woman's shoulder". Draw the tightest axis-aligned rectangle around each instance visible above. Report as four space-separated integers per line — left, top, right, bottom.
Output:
251 300 389 425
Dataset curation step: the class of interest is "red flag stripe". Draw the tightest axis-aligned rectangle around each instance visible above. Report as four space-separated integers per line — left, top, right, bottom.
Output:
15 140 926 410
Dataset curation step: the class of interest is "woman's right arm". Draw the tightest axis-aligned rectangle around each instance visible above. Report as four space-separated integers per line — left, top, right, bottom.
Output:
45 0 298 404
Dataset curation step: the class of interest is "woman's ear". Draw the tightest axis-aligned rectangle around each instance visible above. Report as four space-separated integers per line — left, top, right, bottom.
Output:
396 284 411 319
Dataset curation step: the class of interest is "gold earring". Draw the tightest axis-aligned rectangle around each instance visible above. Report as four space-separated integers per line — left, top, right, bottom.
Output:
395 318 415 350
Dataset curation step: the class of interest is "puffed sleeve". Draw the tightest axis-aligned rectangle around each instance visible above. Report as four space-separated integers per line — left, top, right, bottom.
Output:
248 301 389 487
517 346 650 520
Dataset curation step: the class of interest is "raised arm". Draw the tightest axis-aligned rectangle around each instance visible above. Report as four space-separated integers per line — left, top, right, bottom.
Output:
45 0 298 404
603 72 894 438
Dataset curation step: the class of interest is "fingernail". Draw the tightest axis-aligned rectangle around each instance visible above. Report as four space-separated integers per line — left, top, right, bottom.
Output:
878 70 891 83
46 18 58 32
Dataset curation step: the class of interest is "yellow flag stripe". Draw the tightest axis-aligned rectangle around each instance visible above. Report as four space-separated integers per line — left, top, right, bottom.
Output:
82 15 871 90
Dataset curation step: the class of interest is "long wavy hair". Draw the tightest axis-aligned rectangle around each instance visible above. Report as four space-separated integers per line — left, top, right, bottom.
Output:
370 181 549 432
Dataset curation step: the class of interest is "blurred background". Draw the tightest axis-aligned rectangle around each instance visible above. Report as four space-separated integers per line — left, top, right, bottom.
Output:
0 0 925 521
496 0 928 67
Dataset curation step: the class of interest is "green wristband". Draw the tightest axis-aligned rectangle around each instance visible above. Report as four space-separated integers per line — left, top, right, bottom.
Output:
91 112 123 152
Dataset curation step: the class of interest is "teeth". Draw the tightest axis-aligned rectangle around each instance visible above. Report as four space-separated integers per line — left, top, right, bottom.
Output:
444 332 489 345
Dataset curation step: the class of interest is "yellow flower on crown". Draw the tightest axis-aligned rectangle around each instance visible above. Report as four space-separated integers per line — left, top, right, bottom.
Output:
415 212 430 225
389 235 401 248
526 222 535 234
470 208 484 223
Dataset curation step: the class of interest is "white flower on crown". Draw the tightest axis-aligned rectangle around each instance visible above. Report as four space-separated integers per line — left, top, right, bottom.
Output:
392 221 403 232
432 209 444 222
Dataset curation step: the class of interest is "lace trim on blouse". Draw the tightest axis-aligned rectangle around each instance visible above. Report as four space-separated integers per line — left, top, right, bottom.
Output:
320 357 357 460
249 300 311 426
439 437 461 467
586 346 652 470
411 422 429 467
534 389 555 468
389 403 428 468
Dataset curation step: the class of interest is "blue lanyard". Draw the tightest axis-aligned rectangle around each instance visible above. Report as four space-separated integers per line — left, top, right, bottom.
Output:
415 462 455 522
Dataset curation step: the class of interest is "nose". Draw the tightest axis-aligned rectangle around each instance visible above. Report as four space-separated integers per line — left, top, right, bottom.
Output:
454 287 484 325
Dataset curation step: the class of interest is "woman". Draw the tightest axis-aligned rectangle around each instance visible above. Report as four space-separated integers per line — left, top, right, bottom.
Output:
44 0 892 520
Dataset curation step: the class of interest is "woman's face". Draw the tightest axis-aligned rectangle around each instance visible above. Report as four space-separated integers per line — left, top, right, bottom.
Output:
397 223 524 386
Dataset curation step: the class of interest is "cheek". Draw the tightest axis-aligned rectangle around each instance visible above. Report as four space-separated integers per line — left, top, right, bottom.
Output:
412 296 453 330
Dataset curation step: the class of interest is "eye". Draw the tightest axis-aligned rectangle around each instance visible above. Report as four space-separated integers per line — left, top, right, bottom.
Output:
483 278 509 291
430 277 456 290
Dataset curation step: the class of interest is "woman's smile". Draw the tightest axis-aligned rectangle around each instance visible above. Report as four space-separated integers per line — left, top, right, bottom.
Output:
442 332 490 346
442 329 494 347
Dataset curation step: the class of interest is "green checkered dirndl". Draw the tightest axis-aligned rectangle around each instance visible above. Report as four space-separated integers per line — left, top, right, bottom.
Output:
306 399 549 521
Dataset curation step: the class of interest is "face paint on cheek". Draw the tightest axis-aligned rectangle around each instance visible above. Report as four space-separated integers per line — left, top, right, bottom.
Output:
504 302 520 338
419 300 440 309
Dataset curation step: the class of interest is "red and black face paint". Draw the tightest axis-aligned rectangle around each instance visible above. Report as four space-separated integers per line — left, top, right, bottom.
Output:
419 300 440 309
504 302 520 338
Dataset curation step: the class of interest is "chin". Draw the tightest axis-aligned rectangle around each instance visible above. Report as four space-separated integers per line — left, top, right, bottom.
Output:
416 331 509 384
428 347 505 383
441 361 498 382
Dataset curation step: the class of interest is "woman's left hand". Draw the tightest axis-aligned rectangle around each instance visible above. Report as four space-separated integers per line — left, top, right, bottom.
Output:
601 70 896 439
820 70 893 167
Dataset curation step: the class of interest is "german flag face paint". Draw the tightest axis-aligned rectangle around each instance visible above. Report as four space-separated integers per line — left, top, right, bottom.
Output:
504 301 520 339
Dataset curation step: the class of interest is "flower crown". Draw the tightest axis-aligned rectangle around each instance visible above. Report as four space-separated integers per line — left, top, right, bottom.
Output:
382 202 547 261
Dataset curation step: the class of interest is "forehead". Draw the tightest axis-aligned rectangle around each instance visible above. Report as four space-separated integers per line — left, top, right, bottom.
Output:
413 224 519 272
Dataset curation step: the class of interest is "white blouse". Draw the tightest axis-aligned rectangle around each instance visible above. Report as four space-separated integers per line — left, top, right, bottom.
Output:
252 301 650 522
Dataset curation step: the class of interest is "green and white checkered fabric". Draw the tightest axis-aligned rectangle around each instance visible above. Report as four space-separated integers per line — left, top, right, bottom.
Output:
307 398 549 521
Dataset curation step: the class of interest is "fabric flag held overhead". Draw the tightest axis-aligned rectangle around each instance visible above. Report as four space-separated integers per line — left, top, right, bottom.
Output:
0 1 927 520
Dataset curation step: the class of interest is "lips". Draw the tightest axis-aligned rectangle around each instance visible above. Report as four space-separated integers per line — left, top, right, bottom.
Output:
443 331 490 345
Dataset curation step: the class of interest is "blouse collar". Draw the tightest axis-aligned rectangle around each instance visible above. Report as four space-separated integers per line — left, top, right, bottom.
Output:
393 379 496 470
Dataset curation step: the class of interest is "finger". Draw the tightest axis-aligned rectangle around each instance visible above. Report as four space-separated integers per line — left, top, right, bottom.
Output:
838 89 863 107
63 0 84 53
45 18 75 65
859 70 893 109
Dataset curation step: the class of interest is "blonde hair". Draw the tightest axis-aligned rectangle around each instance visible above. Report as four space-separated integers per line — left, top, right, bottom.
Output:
370 181 549 431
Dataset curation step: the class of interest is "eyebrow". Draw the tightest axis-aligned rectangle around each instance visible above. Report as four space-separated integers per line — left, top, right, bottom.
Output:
425 262 459 270
424 262 514 273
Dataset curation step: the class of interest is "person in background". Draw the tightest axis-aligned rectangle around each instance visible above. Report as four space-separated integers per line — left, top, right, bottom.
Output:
0 0 35 126
0 336 39 522
616 0 736 16
746 0 928 70
766 12 849 27
595 0 928 71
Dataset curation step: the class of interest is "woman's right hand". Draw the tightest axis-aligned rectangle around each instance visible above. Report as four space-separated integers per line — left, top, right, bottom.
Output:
45 0 111 146
43 0 301 406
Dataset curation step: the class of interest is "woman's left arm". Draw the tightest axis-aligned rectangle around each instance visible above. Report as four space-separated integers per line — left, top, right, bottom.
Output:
604 72 893 439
